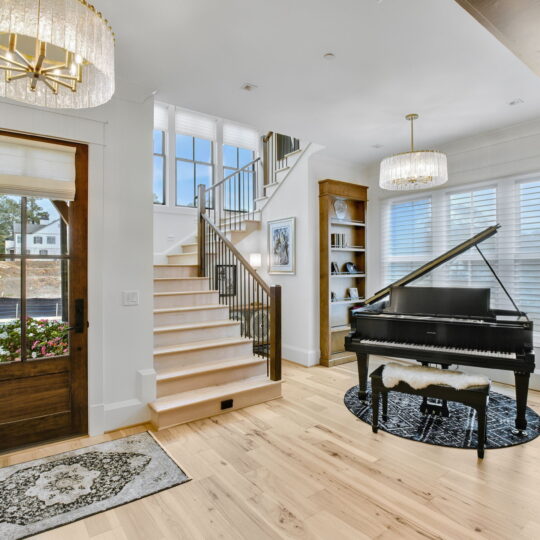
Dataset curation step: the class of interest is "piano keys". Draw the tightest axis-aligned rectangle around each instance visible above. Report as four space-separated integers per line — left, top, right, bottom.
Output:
345 224 535 434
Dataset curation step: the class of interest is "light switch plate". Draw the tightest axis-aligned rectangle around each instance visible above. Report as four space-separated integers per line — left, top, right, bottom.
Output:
122 290 139 306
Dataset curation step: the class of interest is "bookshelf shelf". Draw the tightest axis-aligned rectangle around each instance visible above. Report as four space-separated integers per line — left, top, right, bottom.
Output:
319 179 368 367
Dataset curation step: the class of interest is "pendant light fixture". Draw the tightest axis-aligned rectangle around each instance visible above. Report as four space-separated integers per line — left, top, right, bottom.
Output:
0 0 115 109
379 114 448 191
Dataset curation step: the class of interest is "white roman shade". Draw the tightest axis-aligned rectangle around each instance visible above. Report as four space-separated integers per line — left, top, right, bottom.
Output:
154 103 169 131
0 136 76 201
223 122 259 151
175 109 217 140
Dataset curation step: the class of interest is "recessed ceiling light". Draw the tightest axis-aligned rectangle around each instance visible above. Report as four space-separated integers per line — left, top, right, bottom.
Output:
241 83 258 91
323 52 335 60
508 98 524 106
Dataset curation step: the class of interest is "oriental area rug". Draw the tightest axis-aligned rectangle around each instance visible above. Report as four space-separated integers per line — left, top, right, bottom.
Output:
345 383 540 450
0 432 190 540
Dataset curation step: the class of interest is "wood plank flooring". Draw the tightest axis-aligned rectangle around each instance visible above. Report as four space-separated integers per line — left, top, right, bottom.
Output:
2 360 540 539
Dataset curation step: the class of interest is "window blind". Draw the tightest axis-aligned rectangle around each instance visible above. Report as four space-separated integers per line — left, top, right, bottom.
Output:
175 109 216 141
154 103 169 131
381 176 540 344
0 135 76 201
223 122 259 151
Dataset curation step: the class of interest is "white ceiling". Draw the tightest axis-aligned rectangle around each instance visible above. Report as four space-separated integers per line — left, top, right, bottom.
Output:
93 0 540 165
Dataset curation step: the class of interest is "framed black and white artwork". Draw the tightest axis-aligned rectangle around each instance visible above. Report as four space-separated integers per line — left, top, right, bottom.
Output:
215 264 237 297
268 217 295 274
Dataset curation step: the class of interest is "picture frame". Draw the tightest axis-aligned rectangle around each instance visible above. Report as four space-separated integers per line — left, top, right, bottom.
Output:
268 217 295 274
215 264 237 297
348 287 359 300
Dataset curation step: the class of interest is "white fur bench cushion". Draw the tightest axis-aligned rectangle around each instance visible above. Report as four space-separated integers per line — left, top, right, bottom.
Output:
382 363 490 391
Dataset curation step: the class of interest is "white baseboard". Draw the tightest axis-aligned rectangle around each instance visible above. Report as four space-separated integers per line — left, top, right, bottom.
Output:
102 399 150 432
282 344 320 367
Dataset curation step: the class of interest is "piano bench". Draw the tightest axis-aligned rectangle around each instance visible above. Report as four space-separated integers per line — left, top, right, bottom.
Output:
369 364 491 459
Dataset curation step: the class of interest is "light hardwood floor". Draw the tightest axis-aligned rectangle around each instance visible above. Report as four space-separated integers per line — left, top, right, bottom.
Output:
2 360 540 540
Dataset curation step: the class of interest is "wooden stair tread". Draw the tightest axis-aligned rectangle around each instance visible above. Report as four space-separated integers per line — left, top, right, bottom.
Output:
154 304 225 314
154 264 198 268
154 336 252 356
156 356 266 381
154 290 217 297
154 320 240 333
149 376 278 412
154 277 207 281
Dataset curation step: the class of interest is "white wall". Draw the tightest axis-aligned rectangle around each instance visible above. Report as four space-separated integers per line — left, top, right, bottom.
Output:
0 95 155 434
153 207 197 260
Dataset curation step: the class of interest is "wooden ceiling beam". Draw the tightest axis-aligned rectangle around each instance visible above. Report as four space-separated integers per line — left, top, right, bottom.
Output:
455 0 540 77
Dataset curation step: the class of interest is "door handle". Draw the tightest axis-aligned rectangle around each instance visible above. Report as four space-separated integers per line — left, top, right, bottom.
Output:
73 298 85 333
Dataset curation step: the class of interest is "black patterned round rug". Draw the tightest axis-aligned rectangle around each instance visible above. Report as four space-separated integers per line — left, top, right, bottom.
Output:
344 383 540 449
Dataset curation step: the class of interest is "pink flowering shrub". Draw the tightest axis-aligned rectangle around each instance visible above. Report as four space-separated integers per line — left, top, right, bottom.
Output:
0 318 69 362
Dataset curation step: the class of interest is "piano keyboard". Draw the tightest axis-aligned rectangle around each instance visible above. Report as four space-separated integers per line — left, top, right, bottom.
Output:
359 339 517 359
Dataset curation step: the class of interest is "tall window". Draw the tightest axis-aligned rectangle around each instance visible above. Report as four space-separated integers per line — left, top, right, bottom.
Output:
153 130 166 205
176 135 213 207
381 177 540 343
223 145 254 178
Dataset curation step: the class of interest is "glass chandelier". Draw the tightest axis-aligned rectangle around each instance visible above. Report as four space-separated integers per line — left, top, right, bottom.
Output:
0 0 115 109
379 114 448 191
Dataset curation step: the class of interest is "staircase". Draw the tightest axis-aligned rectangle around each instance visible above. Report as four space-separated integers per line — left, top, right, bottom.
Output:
150 241 281 430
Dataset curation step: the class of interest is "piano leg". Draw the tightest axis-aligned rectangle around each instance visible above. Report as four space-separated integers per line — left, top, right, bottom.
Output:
356 352 369 400
514 371 530 435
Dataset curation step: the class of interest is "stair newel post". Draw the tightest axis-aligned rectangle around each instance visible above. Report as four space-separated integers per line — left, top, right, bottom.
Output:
197 184 206 278
269 285 282 381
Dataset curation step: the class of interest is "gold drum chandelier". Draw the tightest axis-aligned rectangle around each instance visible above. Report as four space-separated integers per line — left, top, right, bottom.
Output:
0 0 115 109
379 114 448 191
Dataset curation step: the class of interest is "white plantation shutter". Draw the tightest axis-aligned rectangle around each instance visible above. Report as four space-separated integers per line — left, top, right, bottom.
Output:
381 196 433 285
0 135 76 201
381 175 540 344
175 109 216 140
223 122 259 151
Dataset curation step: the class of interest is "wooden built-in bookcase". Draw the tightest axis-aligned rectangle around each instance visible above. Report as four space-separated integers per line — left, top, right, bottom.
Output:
319 179 368 367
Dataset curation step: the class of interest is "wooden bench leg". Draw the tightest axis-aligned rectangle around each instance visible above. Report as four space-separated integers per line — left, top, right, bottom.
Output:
382 391 388 422
477 402 487 459
371 386 380 433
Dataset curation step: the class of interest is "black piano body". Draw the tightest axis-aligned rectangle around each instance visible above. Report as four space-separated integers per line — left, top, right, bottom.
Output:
345 225 536 433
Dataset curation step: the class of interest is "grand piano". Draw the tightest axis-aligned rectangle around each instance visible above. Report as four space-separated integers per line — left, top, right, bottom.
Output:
345 224 536 434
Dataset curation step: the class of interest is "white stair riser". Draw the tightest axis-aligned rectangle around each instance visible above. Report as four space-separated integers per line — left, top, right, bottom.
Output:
168 253 198 265
154 306 228 326
154 292 219 309
151 382 281 430
157 361 267 397
154 323 240 347
154 341 253 372
154 278 209 293
154 266 197 278
181 244 198 254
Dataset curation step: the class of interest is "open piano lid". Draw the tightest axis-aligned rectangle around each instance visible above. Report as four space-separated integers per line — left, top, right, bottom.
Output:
363 224 500 306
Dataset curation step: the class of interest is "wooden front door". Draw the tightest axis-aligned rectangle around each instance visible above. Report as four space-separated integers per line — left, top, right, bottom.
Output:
0 132 88 451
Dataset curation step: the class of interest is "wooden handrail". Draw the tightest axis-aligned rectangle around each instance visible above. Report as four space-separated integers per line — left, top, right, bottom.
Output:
199 211 271 295
207 157 261 191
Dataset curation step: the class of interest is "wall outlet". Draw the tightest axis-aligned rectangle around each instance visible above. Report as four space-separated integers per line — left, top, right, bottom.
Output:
122 290 139 306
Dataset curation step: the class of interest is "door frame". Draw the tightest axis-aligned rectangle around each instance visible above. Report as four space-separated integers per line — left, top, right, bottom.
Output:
0 129 88 438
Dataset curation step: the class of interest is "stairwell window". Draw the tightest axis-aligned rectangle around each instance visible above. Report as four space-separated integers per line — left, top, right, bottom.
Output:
153 130 166 205
176 135 213 207
381 175 540 344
